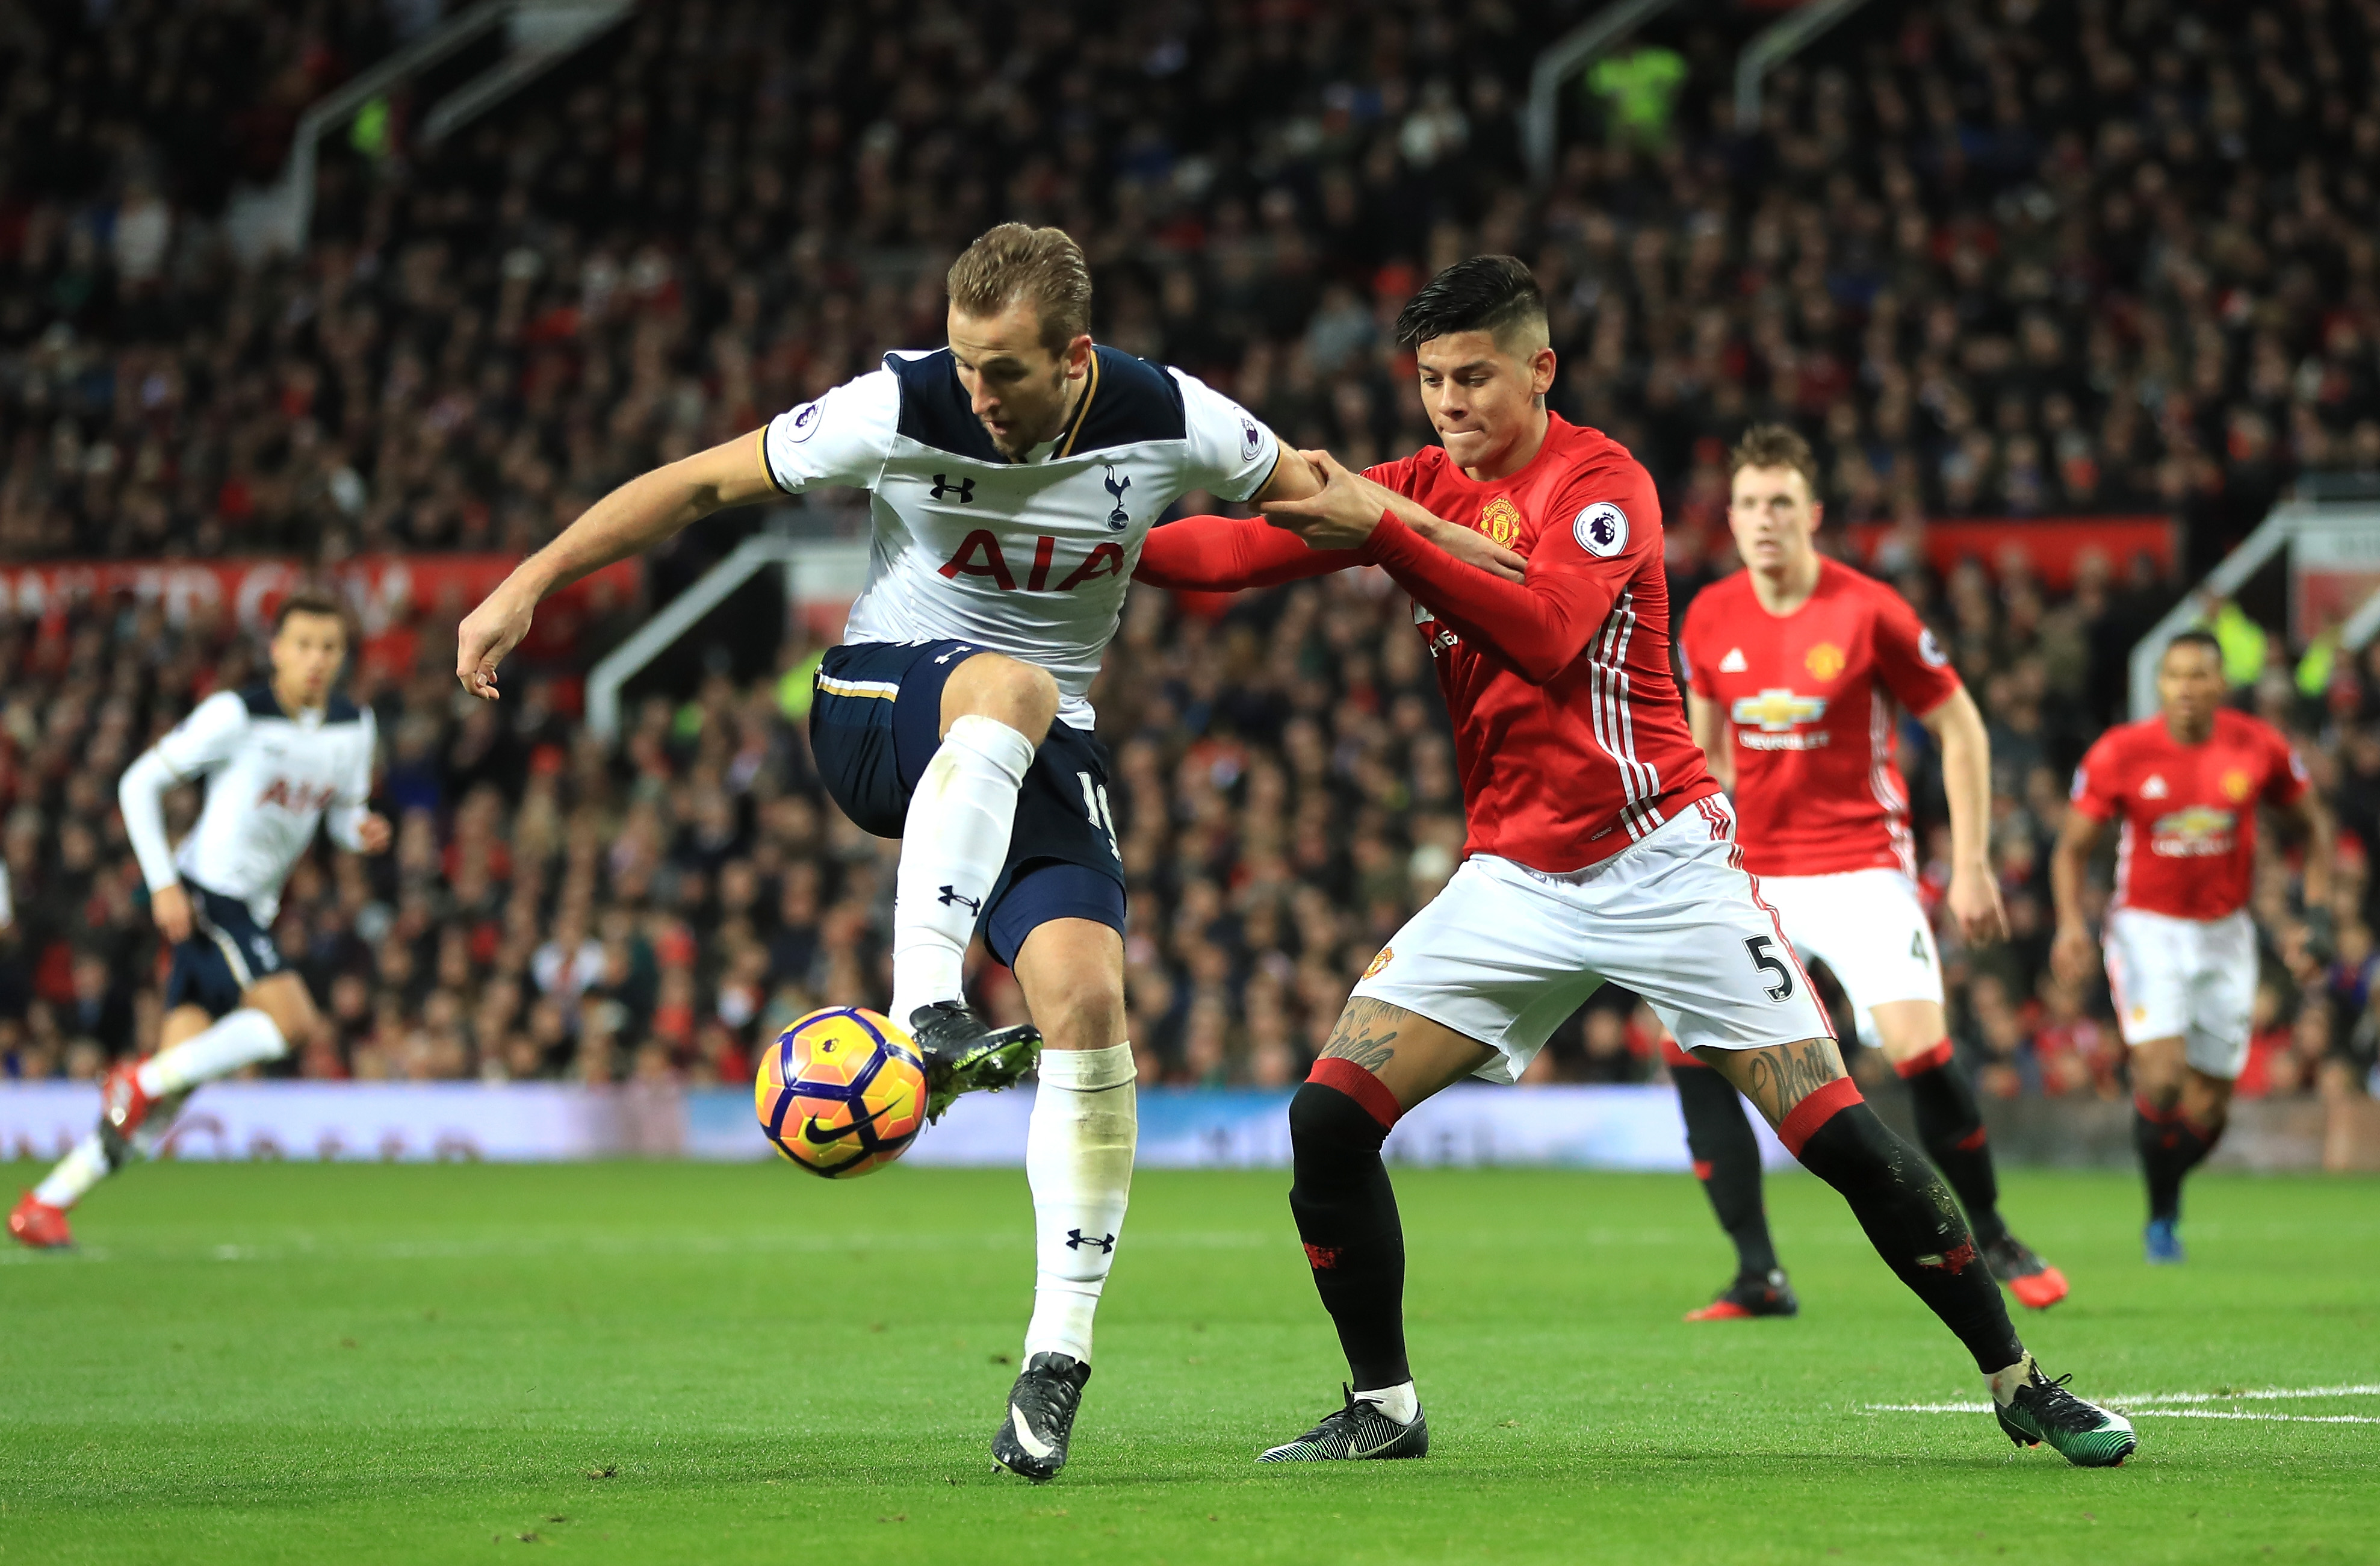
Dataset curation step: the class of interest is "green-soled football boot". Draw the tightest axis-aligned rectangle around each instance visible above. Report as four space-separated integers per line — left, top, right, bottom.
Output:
1996 1364 2136 1467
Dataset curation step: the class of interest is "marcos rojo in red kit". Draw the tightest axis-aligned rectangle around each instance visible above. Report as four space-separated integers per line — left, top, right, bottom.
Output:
1135 414 1720 871
2068 708 2309 922
1678 558 1963 880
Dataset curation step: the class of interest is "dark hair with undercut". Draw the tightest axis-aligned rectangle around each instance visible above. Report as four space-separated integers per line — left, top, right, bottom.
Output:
1392 255 1548 353
272 586 348 634
2164 628 2222 662
946 223 1094 356
1728 423 1822 499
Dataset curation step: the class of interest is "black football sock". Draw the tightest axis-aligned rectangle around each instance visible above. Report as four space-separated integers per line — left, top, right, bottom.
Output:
2134 1096 2224 1223
1288 1064 1409 1392
1897 1042 2008 1249
1786 1082 2024 1374
1673 1060 1779 1276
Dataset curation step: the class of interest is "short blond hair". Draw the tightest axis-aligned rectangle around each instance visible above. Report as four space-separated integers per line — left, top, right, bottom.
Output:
946 223 1092 355
1728 423 1821 497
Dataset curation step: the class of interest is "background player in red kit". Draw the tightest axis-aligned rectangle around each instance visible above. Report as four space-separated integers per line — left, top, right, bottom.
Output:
2051 630 2333 1263
1671 425 2068 1321
1138 256 2132 1470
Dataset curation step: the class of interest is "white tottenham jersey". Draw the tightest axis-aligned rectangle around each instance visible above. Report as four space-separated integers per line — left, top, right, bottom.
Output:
119 686 377 924
761 346 1281 729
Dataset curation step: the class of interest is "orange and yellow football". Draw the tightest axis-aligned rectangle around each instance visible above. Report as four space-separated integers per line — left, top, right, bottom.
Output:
755 1007 928 1178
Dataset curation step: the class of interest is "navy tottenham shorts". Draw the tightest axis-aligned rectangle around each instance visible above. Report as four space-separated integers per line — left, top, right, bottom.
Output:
809 640 1126 968
163 881 287 1018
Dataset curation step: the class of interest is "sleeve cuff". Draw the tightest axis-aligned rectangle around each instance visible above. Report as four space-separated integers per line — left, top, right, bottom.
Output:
1358 509 1423 569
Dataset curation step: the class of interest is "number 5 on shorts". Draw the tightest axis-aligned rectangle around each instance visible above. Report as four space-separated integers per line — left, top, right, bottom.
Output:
1744 935 1794 1001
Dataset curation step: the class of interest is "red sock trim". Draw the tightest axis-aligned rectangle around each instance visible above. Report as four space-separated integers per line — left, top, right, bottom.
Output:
2133 1094 2177 1124
1777 1078 1865 1158
1691 1159 1714 1181
1892 1039 1955 1079
1955 1126 1989 1152
1308 1057 1402 1129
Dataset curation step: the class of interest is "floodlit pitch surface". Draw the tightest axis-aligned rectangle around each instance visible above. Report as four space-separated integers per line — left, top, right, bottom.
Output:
2 1162 2374 1565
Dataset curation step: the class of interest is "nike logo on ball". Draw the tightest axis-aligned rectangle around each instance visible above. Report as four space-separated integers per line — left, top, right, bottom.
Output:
800 1102 892 1144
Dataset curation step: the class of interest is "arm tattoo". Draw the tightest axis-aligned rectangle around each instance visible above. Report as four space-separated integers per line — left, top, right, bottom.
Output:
1738 1038 1846 1128
1321 998 1404 1076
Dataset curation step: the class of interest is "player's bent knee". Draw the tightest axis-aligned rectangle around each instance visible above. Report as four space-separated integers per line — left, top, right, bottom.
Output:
242 976 315 1048
1289 1076 1395 1163
943 653 1059 743
1037 981 1127 1054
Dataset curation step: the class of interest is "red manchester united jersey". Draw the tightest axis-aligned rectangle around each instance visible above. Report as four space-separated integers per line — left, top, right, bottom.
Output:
2068 708 2308 921
1363 417 1719 872
1679 558 1962 878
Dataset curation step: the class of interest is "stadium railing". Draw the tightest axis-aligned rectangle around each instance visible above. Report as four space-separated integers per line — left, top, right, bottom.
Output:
2128 500 2380 719
1732 0 1880 128
229 0 633 260
1522 0 1684 185
584 511 869 744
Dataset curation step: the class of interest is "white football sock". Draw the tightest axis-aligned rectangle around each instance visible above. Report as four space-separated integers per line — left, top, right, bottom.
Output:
888 714 1036 1027
33 1134 110 1210
135 1008 287 1098
1022 1042 1136 1366
1353 1381 1421 1425
1986 1354 2036 1407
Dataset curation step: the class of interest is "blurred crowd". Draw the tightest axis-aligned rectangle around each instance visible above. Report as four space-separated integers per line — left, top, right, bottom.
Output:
2 0 2379 1103
3 557 2376 1105
3 0 2378 567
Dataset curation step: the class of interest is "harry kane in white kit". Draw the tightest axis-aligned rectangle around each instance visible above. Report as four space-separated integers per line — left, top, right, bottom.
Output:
453 223 1514 1482
10 591 389 1249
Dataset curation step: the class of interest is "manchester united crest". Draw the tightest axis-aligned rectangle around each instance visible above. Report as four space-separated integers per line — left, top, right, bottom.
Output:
1478 497 1522 547
1804 642 1847 682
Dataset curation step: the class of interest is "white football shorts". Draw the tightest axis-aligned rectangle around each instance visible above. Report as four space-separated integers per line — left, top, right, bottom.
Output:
1756 868 1945 1049
1351 796 1835 1084
2103 906 2257 1079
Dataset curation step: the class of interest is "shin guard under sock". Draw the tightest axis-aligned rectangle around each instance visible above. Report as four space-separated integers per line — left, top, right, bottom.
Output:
1786 1082 2023 1373
1897 1043 2007 1248
1288 1061 1408 1391
1672 1060 1779 1276
2134 1096 2223 1223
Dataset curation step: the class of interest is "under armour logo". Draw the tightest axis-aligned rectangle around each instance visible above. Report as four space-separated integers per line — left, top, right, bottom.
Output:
1065 1229 1116 1253
1102 465 1131 528
937 885 981 913
931 474 976 503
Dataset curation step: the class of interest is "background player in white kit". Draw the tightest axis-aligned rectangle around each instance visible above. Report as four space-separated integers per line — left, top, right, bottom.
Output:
2051 630 2332 1263
451 224 1517 1482
1673 426 2067 1319
10 592 389 1249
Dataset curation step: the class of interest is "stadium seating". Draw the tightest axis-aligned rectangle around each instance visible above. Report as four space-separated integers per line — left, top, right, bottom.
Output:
0 1 2375 1105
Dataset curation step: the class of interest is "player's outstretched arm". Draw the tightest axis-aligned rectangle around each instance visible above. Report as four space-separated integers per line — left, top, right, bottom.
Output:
457 430 780 699
1918 688 2009 944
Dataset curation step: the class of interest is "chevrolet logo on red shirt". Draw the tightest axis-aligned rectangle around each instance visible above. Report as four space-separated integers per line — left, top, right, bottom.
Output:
1731 688 1828 732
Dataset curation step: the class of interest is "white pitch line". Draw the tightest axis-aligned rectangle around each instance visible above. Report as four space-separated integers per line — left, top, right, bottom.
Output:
1868 1384 2380 1426
2107 1384 2380 1405
1864 1404 2380 1425
2142 1410 2380 1425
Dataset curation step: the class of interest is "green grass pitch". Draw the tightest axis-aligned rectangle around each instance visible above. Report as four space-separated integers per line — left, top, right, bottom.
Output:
2 1160 2375 1565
